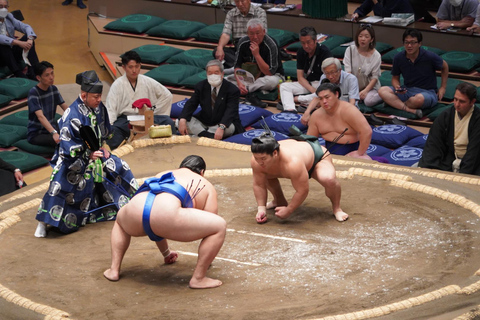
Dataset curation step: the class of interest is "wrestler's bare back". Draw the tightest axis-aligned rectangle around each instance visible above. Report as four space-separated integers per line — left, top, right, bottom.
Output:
307 100 361 144
116 168 217 238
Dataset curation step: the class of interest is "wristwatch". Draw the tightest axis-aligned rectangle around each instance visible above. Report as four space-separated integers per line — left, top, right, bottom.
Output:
451 23 455 27
219 124 226 130
50 129 58 135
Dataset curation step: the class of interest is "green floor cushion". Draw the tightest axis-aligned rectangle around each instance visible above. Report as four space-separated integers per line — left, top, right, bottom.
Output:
179 71 207 89
331 42 393 58
0 150 49 173
286 35 352 52
0 78 37 100
145 64 203 86
0 124 27 147
438 77 468 101
253 87 278 101
267 29 298 47
104 14 166 34
146 20 208 39
373 103 436 120
282 60 297 80
127 44 184 65
0 93 12 108
440 51 480 73
358 102 376 114
381 46 446 64
0 61 26 79
191 23 224 43
166 49 213 69
13 139 56 156
378 72 403 86
0 110 61 127
0 65 12 79
424 103 451 121
477 86 480 101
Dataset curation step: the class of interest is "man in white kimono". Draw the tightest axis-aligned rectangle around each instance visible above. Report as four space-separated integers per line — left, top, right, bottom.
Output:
105 50 175 149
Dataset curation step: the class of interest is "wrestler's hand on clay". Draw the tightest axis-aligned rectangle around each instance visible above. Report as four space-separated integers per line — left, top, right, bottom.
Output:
256 208 267 224
274 206 292 219
164 251 178 264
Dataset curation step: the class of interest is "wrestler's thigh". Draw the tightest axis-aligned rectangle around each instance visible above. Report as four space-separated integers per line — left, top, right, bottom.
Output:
311 154 336 186
154 208 226 243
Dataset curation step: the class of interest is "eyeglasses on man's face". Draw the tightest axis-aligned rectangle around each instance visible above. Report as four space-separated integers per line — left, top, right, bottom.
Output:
404 41 419 46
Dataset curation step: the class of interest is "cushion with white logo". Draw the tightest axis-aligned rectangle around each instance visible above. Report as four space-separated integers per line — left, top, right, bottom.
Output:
250 112 307 135
371 124 423 149
224 129 289 145
238 103 273 128
382 146 423 167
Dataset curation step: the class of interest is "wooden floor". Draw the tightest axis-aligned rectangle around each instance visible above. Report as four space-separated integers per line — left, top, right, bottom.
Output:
11 0 111 85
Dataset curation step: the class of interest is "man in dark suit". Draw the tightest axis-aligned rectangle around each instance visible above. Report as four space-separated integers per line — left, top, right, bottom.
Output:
178 60 244 140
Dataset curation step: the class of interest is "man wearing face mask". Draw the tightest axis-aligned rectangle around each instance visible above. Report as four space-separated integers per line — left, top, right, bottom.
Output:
436 0 478 29
0 0 39 79
178 60 243 140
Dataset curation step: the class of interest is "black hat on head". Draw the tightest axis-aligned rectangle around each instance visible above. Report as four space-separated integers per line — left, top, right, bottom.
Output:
75 70 103 93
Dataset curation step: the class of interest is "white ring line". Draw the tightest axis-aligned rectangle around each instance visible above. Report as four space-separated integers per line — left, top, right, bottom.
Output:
227 228 307 243
176 251 262 267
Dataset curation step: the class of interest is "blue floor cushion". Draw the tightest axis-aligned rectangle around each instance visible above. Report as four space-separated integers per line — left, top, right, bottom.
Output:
104 14 166 34
371 124 423 149
166 49 213 69
128 44 183 65
224 129 289 145
145 64 203 86
250 112 307 135
366 144 391 157
0 150 49 172
0 124 27 147
238 103 273 127
405 134 428 148
191 24 224 43
146 20 208 39
0 78 37 100
382 146 423 167
170 98 201 118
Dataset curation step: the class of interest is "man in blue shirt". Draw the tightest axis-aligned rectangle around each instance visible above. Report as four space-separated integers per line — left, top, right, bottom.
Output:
378 29 448 118
27 61 68 148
